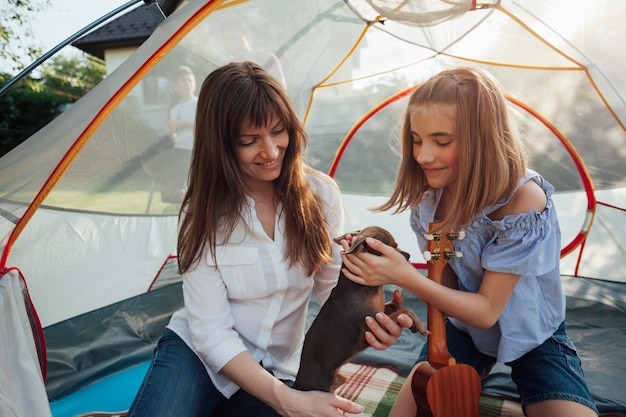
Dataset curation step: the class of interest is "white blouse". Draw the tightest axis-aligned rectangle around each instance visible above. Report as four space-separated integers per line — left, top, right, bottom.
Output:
167 168 344 397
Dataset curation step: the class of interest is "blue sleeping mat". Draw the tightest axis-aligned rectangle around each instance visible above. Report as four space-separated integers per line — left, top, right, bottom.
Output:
49 362 148 417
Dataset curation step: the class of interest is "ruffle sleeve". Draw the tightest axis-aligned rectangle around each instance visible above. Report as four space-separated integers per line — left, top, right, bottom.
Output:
480 207 559 277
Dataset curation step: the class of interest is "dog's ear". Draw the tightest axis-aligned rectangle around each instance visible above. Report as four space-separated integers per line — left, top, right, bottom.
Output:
332 230 361 245
333 229 369 255
344 234 369 254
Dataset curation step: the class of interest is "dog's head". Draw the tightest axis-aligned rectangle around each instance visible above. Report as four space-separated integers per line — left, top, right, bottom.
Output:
334 226 410 261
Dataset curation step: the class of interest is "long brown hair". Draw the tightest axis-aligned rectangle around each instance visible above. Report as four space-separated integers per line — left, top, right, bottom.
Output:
177 62 332 274
378 67 526 232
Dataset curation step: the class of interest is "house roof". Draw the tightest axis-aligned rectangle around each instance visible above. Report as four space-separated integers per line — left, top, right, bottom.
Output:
72 0 182 60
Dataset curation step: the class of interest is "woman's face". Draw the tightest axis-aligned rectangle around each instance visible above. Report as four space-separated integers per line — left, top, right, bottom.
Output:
235 113 290 188
410 104 459 190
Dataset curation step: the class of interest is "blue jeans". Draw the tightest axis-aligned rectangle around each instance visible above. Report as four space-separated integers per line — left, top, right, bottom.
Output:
417 320 598 413
127 328 283 417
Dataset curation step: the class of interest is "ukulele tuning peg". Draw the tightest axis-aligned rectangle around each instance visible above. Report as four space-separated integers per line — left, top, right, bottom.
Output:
452 251 463 258
424 233 434 241
423 251 432 261
457 230 465 240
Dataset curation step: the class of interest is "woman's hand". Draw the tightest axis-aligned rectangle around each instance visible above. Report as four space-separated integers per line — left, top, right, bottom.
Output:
363 289 415 350
276 384 364 416
223 354 364 417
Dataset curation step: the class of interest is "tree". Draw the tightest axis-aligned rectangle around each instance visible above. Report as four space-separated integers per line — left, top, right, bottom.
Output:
0 72 68 156
0 54 105 156
0 0 50 73
40 54 106 100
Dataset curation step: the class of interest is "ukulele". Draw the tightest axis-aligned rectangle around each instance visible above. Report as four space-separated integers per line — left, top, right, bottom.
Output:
411 222 481 417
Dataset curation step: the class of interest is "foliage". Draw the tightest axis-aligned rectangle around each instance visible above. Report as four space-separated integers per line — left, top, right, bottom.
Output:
0 73 67 156
0 0 50 72
40 54 106 100
0 54 105 156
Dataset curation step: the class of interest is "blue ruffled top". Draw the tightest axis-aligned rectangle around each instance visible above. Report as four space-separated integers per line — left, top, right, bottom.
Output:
410 170 565 363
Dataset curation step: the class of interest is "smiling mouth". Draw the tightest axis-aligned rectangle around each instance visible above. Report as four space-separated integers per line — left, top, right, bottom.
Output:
258 159 279 168
423 167 444 175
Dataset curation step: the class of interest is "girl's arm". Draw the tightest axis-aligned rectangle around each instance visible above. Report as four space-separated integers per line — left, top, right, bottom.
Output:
220 351 364 417
340 237 519 330
341 179 547 329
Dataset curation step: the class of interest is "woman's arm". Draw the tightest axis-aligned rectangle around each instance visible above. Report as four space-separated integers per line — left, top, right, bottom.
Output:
220 351 364 417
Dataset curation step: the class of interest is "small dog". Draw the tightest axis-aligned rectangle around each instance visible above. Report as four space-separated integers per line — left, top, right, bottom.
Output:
293 226 429 392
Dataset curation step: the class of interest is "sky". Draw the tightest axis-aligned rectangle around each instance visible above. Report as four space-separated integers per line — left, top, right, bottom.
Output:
3 0 130 73
0 0 135 73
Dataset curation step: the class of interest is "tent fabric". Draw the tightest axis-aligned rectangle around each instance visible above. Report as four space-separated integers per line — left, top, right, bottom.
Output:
44 282 183 401
0 0 625 414
7 208 178 327
46 283 626 416
0 270 51 417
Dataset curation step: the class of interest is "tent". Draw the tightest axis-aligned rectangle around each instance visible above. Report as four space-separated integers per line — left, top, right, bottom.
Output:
1 0 624 415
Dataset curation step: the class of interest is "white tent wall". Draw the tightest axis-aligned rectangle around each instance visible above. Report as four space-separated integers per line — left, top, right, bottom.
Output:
0 0 625 414
8 208 178 327
0 271 51 417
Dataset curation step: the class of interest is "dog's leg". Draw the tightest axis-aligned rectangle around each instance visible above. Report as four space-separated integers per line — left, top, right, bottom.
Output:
383 292 430 336
384 306 430 336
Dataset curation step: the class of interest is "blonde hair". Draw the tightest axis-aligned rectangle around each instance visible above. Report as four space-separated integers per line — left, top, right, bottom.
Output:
378 67 526 232
177 62 332 275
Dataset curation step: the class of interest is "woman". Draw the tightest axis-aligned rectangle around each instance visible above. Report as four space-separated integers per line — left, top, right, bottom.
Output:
339 67 598 417
127 61 413 417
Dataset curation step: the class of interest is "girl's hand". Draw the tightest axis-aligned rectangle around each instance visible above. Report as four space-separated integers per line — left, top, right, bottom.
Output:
339 237 412 288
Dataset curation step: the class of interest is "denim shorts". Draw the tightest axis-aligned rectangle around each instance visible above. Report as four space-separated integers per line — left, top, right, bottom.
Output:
417 320 598 413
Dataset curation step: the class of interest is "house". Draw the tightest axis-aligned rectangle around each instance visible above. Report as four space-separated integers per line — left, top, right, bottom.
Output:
72 0 185 74
71 0 188 129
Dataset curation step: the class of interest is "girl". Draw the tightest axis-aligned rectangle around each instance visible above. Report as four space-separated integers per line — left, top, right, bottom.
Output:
127 61 412 417
339 67 598 417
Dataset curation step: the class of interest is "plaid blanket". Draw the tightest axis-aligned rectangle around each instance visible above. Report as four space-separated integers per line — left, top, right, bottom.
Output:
75 363 526 417
336 362 524 417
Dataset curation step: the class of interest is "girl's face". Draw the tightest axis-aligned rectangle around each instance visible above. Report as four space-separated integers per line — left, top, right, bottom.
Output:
236 113 290 188
410 104 459 190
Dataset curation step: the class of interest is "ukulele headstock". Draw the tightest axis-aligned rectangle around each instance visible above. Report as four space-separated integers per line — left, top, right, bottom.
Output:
423 224 464 267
